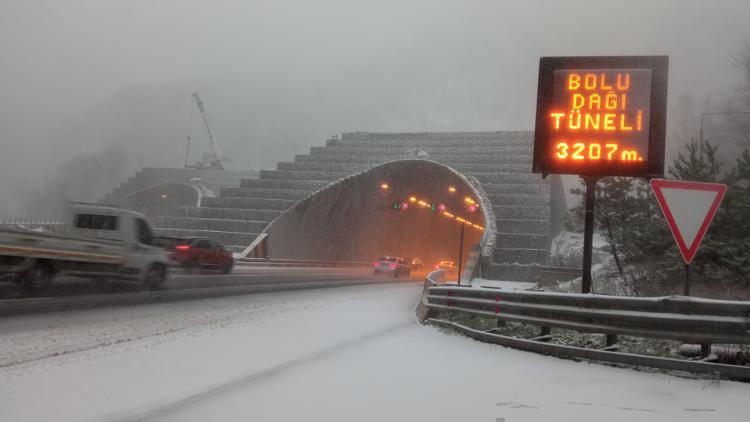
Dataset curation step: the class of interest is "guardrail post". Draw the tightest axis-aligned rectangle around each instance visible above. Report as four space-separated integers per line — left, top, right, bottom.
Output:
538 326 552 342
606 334 617 347
701 343 712 359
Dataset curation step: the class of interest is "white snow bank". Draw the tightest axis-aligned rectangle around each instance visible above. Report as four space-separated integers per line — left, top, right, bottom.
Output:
471 278 537 290
1 283 748 422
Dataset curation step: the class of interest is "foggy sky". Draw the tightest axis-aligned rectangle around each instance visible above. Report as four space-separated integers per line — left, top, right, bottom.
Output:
1 0 749 217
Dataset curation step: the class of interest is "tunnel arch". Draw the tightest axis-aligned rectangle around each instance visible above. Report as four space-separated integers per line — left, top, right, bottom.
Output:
264 160 495 269
117 182 208 220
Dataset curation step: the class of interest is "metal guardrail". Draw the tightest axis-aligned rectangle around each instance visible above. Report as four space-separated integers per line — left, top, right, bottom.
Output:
0 277 397 317
416 271 750 380
234 258 370 268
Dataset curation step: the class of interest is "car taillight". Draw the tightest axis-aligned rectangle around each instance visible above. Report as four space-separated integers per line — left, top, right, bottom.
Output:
388 264 397 269
175 245 190 251
373 262 379 267
435 264 440 269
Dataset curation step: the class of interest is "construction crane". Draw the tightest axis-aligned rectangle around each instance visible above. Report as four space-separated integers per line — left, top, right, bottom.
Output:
185 91 230 169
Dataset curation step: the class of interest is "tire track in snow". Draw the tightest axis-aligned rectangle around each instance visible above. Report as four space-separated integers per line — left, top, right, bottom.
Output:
116 321 415 422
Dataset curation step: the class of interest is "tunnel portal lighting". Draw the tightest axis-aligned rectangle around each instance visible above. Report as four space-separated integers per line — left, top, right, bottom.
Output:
388 193 484 230
380 183 390 190
160 194 168 199
448 186 456 193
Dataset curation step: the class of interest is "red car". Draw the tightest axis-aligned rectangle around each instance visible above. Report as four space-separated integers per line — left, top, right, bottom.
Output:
165 237 234 274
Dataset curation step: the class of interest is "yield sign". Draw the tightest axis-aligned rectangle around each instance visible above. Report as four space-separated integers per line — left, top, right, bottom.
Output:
650 179 727 264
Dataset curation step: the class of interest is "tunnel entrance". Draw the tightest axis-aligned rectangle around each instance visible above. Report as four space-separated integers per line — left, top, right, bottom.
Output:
266 160 489 276
119 183 201 220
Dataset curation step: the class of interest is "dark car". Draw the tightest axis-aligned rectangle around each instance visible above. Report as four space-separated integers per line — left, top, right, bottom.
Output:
372 256 411 278
164 236 234 274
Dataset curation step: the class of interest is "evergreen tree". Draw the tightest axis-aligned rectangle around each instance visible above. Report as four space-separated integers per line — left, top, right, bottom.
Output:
569 139 750 296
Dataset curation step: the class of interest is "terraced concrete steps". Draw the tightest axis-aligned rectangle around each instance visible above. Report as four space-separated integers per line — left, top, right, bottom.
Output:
240 178 329 191
332 131 532 146
495 219 551 235
220 187 311 201
260 169 541 184
481 183 549 195
495 233 551 249
202 197 298 211
310 145 533 155
258 170 349 181
156 228 259 247
493 205 550 220
149 131 554 282
487 194 550 206
157 216 268 233
295 153 533 164
182 207 282 221
470 172 542 184
493 247 550 264
278 161 532 174
484 263 543 282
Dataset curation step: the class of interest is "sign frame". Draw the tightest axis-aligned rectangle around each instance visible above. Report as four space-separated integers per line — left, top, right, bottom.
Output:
533 56 669 178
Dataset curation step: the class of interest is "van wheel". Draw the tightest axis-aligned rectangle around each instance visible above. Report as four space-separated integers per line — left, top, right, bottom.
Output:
23 261 54 290
143 264 166 290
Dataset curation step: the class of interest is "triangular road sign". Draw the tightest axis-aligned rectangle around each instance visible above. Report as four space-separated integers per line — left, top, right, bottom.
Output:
650 179 727 264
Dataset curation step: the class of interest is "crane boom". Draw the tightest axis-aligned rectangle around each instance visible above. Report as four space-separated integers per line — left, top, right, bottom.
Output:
191 92 228 169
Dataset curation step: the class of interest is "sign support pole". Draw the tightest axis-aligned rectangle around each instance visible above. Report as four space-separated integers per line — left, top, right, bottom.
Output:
457 222 465 285
581 176 598 294
684 263 690 297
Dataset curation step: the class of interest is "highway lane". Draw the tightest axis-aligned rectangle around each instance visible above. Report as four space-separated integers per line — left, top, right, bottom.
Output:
1 282 747 422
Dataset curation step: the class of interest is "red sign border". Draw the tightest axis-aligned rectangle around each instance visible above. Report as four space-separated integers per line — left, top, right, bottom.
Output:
650 179 727 264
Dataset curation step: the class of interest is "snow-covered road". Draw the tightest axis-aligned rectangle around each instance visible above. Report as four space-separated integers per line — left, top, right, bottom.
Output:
1 282 748 422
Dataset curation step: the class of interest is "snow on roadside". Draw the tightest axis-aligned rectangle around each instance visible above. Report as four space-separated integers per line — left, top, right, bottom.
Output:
1 282 748 422
151 324 750 422
0 284 421 422
470 278 537 290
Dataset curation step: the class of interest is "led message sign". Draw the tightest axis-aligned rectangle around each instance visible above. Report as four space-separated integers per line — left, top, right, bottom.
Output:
533 56 668 177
